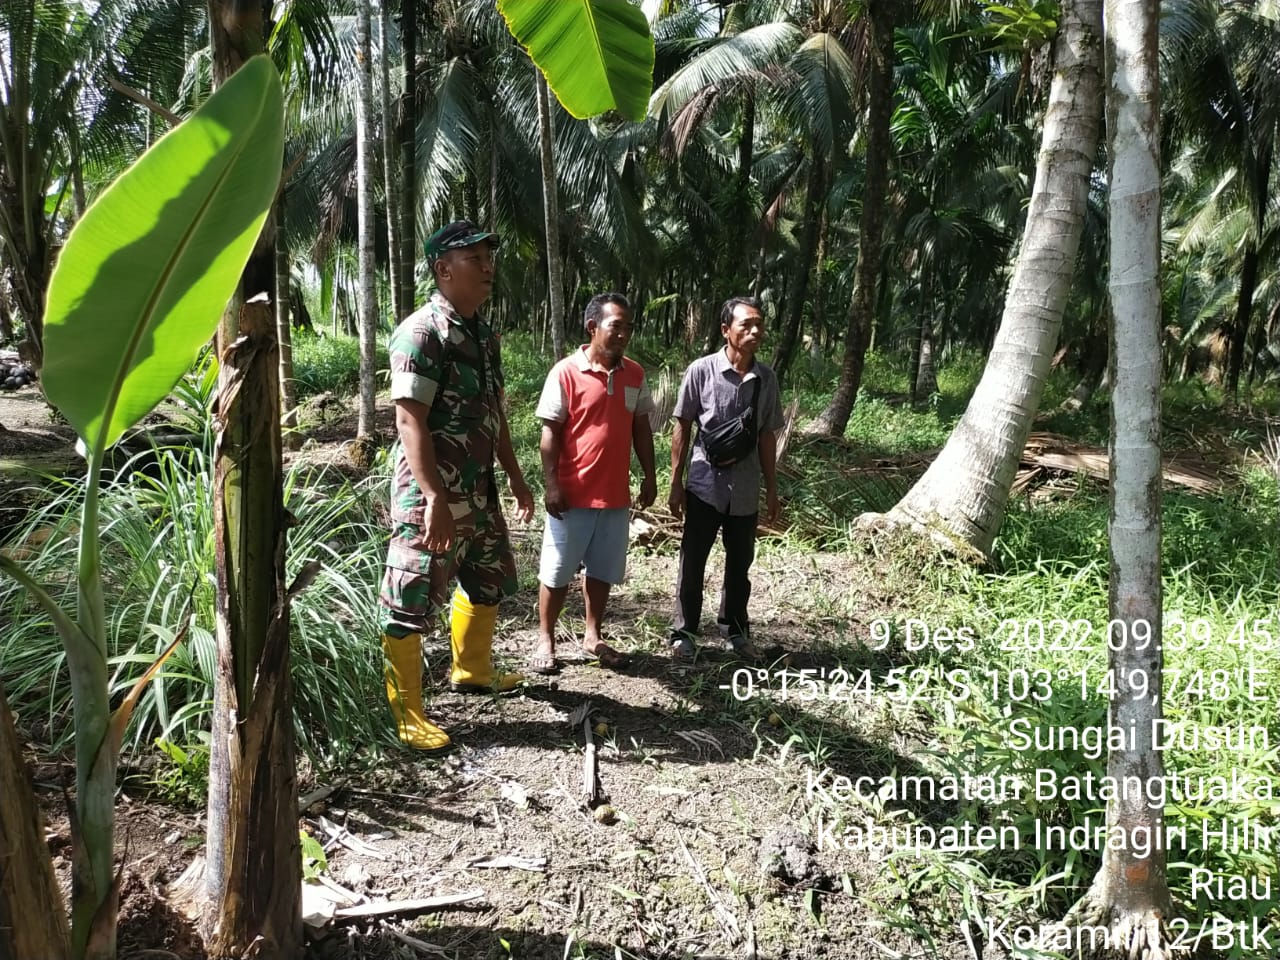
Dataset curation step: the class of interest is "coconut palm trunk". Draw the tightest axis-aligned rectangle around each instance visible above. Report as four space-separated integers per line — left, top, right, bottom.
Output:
0 0 57 370
859 0 1104 556
805 0 896 437
1226 225 1263 399
913 308 938 402
356 0 379 436
536 68 566 358
204 2 302 954
771 157 826 380
730 92 757 293
1059 300 1109 412
1066 0 1170 948
380 0 404 322
399 0 417 313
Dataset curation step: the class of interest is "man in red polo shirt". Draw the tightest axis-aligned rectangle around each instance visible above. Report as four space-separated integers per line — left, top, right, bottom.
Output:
528 293 656 672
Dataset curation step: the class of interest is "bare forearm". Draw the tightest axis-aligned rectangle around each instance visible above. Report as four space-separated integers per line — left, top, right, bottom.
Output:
670 418 691 486
539 423 562 488
758 429 778 493
632 417 656 481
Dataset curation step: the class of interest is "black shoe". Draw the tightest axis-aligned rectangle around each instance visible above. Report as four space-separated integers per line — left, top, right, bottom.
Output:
670 635 697 660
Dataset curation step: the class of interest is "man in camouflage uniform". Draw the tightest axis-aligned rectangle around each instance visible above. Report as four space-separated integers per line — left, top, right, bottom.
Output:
380 220 534 752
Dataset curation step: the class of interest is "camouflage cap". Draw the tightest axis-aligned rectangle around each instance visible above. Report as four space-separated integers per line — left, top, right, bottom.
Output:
424 220 500 260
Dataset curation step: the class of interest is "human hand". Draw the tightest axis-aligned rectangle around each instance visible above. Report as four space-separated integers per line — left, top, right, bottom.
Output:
509 476 535 523
422 496 455 553
544 481 567 520
765 488 780 525
667 485 685 520
635 475 657 510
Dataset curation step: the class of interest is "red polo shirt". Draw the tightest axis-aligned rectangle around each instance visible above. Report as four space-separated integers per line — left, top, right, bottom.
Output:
535 347 654 509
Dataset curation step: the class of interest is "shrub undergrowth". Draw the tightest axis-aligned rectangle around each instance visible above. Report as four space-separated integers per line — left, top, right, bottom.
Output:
290 330 390 401
0 443 394 772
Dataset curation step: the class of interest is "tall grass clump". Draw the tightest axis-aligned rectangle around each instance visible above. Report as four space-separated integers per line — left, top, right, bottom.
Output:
0 443 395 767
842 468 1280 927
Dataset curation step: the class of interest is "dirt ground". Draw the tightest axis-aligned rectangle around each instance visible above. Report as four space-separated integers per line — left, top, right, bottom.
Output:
4 382 969 960
33 553 934 960
0 384 77 465
13 378 1277 960
26 577 940 959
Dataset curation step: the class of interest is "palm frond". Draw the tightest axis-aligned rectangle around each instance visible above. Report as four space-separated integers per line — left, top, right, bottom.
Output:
649 22 802 120
415 56 486 229
781 32 859 160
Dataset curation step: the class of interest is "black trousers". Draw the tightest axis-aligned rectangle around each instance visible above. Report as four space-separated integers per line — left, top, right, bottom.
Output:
672 491 758 640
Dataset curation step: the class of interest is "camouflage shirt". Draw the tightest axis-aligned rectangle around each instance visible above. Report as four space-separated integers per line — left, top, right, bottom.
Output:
388 291 504 525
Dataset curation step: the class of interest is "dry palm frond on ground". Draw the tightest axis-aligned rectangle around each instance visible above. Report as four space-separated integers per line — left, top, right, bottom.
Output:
1013 432 1228 495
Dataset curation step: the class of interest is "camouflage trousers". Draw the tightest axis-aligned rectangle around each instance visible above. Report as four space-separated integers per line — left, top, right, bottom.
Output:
379 501 519 638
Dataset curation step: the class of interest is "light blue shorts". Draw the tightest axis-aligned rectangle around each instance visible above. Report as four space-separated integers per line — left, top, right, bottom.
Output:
539 508 630 588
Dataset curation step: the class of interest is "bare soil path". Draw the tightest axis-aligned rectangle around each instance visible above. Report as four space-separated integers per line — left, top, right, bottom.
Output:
27 547 949 960
3 385 988 960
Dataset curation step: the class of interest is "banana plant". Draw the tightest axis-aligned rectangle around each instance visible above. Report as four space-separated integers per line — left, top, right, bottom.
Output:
0 54 283 960
497 0 655 120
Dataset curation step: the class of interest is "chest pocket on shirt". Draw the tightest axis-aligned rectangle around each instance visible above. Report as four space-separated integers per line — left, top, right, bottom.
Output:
433 339 490 426
623 385 640 413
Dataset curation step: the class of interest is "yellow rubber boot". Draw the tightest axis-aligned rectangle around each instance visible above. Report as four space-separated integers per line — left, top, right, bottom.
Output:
449 589 523 694
382 634 451 752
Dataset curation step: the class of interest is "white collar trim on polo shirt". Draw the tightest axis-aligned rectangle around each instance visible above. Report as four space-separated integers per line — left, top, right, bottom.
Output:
715 346 760 381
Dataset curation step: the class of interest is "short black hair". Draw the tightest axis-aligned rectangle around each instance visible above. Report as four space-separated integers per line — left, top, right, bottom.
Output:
584 292 630 330
720 296 763 328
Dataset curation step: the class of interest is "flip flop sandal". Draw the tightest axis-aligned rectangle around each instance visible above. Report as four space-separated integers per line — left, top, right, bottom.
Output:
525 652 561 675
584 643 632 670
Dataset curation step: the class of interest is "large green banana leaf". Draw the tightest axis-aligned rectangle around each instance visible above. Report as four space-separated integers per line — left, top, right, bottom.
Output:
42 55 284 456
497 0 655 121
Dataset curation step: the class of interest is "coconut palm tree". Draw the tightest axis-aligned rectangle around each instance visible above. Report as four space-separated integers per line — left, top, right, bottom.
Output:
536 67 567 355
806 0 898 430
378 0 404 320
1162 0 1280 399
885 21 1025 398
284 0 654 344
0 1 78 365
1160 144 1253 384
1066 0 1171 950
862 0 1105 558
647 2 860 366
0 0 201 366
356 0 379 434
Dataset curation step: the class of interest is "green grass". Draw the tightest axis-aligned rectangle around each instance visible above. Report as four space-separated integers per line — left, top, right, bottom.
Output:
290 330 390 401
0 442 396 769
741 460 1280 947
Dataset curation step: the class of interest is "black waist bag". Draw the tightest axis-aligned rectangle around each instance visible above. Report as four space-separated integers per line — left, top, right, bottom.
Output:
700 377 761 468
